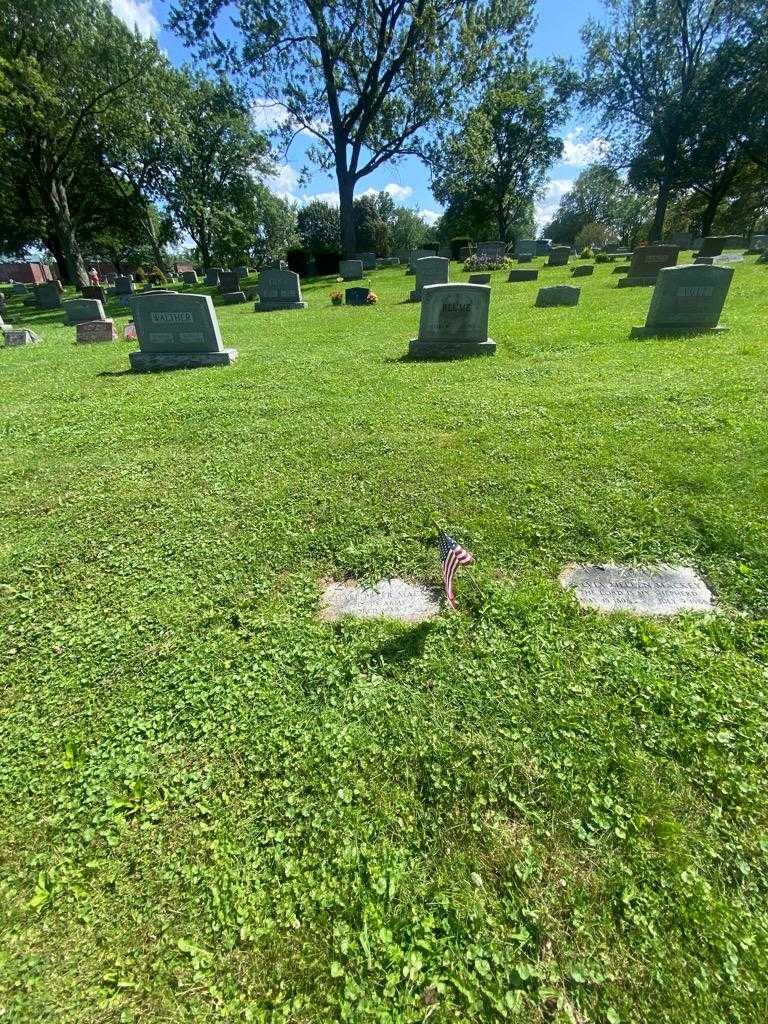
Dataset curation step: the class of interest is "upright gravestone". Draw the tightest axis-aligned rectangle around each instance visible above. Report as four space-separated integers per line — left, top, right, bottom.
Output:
618 244 679 287
345 287 371 306
408 283 495 359
535 285 580 307
515 239 537 259
128 292 237 370
204 268 222 286
12 283 28 295
340 259 363 281
354 252 376 271
670 232 694 249
63 298 106 325
407 249 432 275
696 237 726 259
2 327 40 347
234 266 249 278
115 276 134 294
76 319 117 343
35 282 61 309
410 256 449 302
535 240 552 257
630 264 734 337
218 271 241 293
751 234 768 251
181 270 199 285
547 246 571 268
477 241 506 260
256 268 307 311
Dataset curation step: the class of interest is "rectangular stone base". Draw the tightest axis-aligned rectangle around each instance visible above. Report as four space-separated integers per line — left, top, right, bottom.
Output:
129 348 238 371
617 276 657 287
630 325 729 338
408 338 496 359
255 301 307 311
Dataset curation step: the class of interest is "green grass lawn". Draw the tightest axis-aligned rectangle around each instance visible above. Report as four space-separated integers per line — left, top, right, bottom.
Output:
1 257 767 1023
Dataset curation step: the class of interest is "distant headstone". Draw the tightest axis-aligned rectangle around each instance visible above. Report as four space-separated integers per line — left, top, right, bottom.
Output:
468 273 491 285
76 319 117 343
721 234 746 249
354 252 376 271
515 239 537 258
115 276 134 294
547 246 570 267
508 269 539 282
437 247 451 259
2 328 40 347
618 244 679 287
345 287 371 306
234 266 249 278
204 268 222 286
410 256 449 301
129 292 236 370
181 271 198 285
477 241 506 260
750 234 768 251
535 285 580 307
630 263 733 337
320 578 440 622
263 260 287 271
340 259 363 281
696 237 726 258
407 249 432 274
458 246 471 262
221 291 248 305
12 283 28 294
408 283 495 359
218 271 240 293
35 282 61 309
535 239 552 257
256 268 307 311
670 232 694 248
560 563 714 615
378 256 400 267
612 265 631 274
572 265 594 277
517 254 534 264
63 298 106 324
82 285 107 303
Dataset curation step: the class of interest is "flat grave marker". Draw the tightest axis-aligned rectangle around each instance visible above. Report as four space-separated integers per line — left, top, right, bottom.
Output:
535 285 580 307
508 269 539 282
345 287 370 306
560 563 715 616
320 579 441 622
572 265 594 277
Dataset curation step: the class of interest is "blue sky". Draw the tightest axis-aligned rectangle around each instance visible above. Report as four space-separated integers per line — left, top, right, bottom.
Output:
111 0 607 232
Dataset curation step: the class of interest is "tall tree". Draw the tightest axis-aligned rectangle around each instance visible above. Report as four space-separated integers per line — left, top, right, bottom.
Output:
581 0 754 241
429 63 571 243
297 200 341 253
0 0 165 285
169 0 534 253
544 163 653 246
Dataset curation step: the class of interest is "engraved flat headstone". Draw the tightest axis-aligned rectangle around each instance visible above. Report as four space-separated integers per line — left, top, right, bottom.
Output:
128 292 237 371
410 256 449 301
408 283 495 359
572 265 594 277
560 563 715 615
468 273 491 285
320 578 440 622
547 246 571 267
508 269 539 282
345 287 370 306
618 244 680 287
2 327 40 347
535 285 580 307
340 259 363 281
256 268 307 311
76 319 117 343
181 271 198 285
630 263 733 337
35 282 61 309
63 298 106 324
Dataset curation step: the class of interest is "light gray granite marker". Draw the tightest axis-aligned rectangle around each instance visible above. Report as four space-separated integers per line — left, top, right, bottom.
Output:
63 298 106 324
129 292 236 370
256 268 307 310
631 263 733 336
410 256 449 301
619 245 679 287
2 327 40 346
560 564 715 615
409 283 495 359
340 259 363 281
320 578 441 622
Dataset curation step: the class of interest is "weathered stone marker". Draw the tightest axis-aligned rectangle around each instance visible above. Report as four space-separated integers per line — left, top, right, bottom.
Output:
515 239 537 259
221 291 248 305
560 563 715 615
181 271 199 285
630 263 734 337
204 268 222 286
2 327 40 347
345 287 370 306
82 285 107 303
76 319 117 343
477 241 506 260
695 237 726 258
407 249 433 275
35 282 61 309
340 259 363 281
63 298 106 324
468 273 491 285
256 268 307 311
508 269 539 282
410 256 449 301
572 265 594 277
354 252 376 270
618 244 679 287
408 283 495 359
321 579 441 622
115 276 135 294
535 285 580 307
547 246 570 267
218 271 240 293
128 292 237 371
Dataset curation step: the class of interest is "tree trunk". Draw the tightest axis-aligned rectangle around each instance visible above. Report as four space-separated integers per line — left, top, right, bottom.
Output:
142 209 167 271
700 194 721 236
650 181 671 242
44 234 69 285
50 177 88 288
338 173 356 255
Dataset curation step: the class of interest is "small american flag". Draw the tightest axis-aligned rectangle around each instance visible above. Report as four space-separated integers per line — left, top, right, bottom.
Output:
438 530 474 610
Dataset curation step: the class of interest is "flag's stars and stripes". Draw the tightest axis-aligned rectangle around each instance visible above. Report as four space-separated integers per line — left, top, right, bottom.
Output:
438 530 474 610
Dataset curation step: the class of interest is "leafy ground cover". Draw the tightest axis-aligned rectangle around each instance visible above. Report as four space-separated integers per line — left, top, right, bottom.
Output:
1 258 767 1022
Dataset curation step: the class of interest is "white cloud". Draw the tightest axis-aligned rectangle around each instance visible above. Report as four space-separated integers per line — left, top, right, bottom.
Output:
265 163 300 201
535 178 575 231
418 208 442 227
359 183 413 201
251 98 330 138
111 0 159 37
561 128 610 168
303 191 340 207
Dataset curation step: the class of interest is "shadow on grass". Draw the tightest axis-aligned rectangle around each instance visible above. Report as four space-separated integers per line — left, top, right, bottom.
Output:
366 619 436 667
97 369 134 378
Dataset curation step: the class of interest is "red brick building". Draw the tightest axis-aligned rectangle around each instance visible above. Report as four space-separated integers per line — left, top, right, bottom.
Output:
0 261 55 284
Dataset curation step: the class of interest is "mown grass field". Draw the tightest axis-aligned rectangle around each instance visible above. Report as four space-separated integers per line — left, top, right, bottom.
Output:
1 256 767 1023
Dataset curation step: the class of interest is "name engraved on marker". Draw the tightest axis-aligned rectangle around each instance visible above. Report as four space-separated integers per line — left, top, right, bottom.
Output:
441 302 471 313
150 311 194 324
677 286 714 297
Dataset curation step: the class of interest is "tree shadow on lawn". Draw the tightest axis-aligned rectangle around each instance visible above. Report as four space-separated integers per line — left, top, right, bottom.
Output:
363 619 436 669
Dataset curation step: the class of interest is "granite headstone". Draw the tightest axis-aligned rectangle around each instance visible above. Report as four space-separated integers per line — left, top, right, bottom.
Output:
129 292 236 370
408 283 495 359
